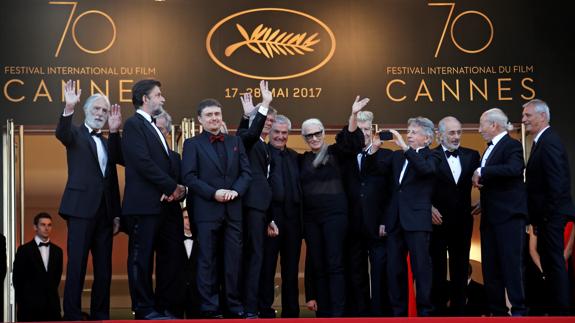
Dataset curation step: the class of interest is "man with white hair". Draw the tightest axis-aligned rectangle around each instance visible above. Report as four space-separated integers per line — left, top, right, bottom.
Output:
56 80 122 320
473 108 527 316
522 99 575 315
430 116 480 315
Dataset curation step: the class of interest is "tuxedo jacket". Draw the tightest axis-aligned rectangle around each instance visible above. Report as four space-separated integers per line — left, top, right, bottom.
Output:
13 240 63 319
382 147 439 232
432 146 481 224
55 114 122 220
122 112 179 215
182 131 252 223
479 134 527 226
342 147 393 239
526 127 575 225
237 113 272 212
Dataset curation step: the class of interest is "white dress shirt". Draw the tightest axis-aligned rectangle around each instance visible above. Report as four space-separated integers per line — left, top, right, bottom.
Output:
478 131 508 175
184 234 194 259
84 124 108 176
442 145 462 184
35 235 50 271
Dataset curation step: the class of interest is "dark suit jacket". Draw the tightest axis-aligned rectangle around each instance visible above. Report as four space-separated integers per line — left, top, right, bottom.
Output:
182 131 251 223
381 147 439 232
526 127 575 225
479 134 527 226
342 148 393 238
122 112 178 215
13 240 63 321
432 146 481 224
237 112 272 212
55 114 122 220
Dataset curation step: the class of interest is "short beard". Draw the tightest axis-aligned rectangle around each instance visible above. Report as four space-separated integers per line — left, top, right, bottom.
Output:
85 114 106 130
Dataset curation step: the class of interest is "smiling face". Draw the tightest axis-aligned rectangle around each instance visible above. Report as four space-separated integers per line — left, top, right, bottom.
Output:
440 118 462 151
198 106 223 134
262 113 276 138
270 122 289 150
84 97 109 130
357 120 372 147
302 124 324 152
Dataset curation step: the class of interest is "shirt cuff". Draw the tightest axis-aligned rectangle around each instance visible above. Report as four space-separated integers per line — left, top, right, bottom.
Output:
62 110 74 117
475 167 482 176
258 105 269 116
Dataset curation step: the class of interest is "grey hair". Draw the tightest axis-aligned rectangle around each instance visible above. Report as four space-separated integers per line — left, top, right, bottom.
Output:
272 114 292 131
83 93 110 112
523 99 550 122
154 109 173 134
407 116 435 146
437 116 461 135
482 108 514 131
356 111 374 123
301 118 329 167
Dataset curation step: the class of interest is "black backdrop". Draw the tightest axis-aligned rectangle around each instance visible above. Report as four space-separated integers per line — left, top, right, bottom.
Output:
1 0 575 205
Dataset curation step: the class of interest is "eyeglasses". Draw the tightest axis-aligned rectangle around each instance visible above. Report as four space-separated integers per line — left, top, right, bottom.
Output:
303 130 323 140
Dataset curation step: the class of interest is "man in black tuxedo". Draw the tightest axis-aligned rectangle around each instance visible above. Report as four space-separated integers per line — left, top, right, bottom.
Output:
473 108 527 316
122 79 187 320
55 80 122 320
236 82 275 319
430 116 480 315
182 98 251 318
13 213 63 321
341 110 392 316
150 108 188 317
259 115 303 318
522 99 575 315
369 117 439 316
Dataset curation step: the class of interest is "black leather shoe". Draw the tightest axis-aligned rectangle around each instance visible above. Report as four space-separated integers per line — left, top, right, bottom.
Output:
163 310 179 319
245 312 259 319
227 311 245 319
135 310 172 320
202 311 224 319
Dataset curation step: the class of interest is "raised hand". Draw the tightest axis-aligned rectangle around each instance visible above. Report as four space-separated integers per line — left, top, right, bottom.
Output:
64 80 82 114
240 92 256 116
352 95 370 114
108 104 122 133
389 129 408 151
260 80 272 106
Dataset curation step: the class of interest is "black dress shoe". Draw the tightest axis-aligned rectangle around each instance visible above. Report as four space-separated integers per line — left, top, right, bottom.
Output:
162 310 179 319
245 312 259 319
226 311 245 319
201 311 224 319
135 310 172 320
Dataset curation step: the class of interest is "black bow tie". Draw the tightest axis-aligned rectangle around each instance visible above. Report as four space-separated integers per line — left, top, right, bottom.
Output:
445 149 459 158
90 130 102 138
38 242 50 247
487 141 493 147
184 236 193 241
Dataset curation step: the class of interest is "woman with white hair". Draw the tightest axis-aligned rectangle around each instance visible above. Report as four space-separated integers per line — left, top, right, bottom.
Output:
299 96 369 317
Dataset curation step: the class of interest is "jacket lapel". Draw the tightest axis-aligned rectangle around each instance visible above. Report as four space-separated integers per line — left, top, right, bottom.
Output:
137 113 169 158
82 125 100 165
199 133 224 174
485 134 509 166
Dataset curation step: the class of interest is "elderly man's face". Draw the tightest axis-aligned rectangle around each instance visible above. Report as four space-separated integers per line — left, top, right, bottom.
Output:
270 122 289 150
478 115 496 142
357 120 372 147
406 125 428 149
440 119 462 151
522 104 547 135
85 97 109 130
155 117 170 138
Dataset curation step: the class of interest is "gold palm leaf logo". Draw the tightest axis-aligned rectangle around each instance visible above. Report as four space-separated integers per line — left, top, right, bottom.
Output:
224 23 320 58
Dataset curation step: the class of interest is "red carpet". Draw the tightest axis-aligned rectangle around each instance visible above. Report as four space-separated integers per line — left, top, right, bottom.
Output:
102 318 575 323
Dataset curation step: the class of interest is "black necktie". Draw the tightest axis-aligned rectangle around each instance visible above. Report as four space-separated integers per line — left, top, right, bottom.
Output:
38 242 50 247
184 236 193 241
487 141 493 147
445 149 459 158
90 130 102 138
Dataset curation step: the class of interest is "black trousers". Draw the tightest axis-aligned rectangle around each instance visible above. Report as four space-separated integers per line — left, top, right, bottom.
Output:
387 229 433 317
304 215 347 317
430 218 473 315
259 204 302 318
195 217 243 314
481 217 527 316
242 208 266 313
126 205 182 317
345 229 371 316
63 199 112 320
368 239 391 316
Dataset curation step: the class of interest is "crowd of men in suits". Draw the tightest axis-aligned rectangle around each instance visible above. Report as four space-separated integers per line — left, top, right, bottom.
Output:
5 78 575 320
